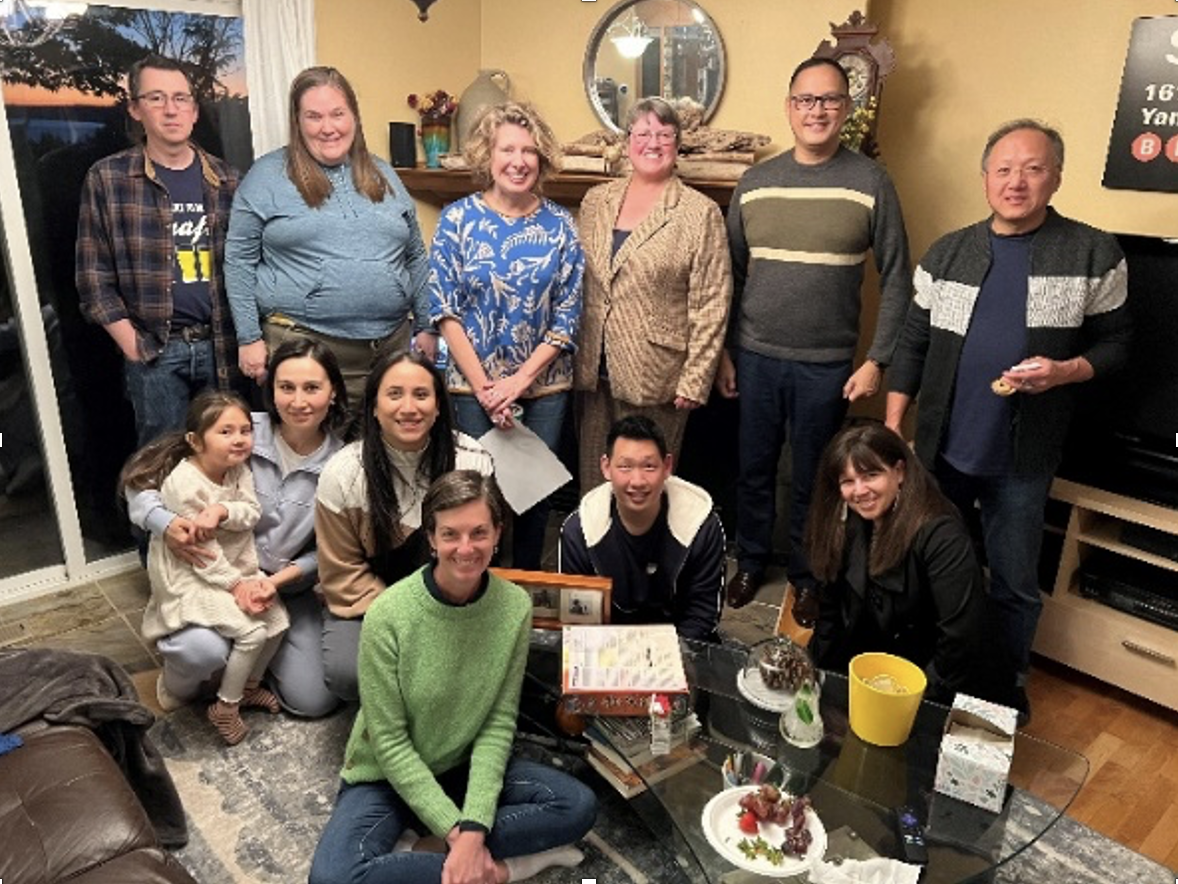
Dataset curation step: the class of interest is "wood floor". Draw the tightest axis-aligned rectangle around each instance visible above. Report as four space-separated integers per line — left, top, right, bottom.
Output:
1023 656 1178 871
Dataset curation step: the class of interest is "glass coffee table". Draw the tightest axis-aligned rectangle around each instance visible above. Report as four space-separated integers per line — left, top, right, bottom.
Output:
525 635 1089 884
618 640 1089 883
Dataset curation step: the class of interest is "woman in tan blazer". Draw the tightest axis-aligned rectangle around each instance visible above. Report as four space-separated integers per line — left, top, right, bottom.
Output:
575 98 732 492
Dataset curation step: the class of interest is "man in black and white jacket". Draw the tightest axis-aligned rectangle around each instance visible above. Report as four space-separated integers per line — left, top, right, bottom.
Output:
886 119 1132 719
560 416 726 641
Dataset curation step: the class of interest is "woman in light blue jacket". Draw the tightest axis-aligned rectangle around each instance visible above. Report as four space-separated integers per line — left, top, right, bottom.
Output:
128 339 348 717
226 66 432 404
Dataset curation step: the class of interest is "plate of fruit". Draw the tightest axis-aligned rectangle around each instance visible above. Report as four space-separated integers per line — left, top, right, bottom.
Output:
700 784 826 877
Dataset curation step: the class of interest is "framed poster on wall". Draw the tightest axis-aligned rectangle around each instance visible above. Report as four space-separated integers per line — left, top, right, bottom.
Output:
1103 16 1178 193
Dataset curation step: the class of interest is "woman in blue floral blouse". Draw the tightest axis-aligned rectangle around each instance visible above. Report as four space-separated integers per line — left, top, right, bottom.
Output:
428 101 583 569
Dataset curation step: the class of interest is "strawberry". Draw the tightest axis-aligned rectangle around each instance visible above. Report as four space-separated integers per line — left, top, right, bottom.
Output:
738 810 760 835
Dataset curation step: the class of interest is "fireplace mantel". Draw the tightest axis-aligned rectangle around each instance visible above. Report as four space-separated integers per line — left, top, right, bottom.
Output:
396 167 736 210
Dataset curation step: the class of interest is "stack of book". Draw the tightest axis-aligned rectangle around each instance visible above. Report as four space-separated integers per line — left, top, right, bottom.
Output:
584 714 705 798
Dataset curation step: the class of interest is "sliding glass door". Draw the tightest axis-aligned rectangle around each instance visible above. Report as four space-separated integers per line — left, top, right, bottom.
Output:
0 0 250 594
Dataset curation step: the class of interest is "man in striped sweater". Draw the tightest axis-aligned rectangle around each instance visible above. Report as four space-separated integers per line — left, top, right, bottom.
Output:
718 58 913 615
886 120 1132 720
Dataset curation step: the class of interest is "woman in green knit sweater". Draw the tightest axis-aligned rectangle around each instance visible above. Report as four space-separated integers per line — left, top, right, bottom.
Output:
310 471 597 884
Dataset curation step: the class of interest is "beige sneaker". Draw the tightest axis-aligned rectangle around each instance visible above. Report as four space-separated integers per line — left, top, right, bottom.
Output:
155 673 185 713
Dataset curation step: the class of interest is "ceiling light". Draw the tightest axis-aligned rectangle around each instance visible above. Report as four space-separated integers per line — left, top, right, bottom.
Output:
609 9 653 60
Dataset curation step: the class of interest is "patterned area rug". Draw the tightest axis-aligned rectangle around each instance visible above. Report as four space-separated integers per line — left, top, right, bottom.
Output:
151 705 690 883
150 707 1171 883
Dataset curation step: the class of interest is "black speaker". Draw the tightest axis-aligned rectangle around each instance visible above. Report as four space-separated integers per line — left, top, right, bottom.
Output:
389 122 416 168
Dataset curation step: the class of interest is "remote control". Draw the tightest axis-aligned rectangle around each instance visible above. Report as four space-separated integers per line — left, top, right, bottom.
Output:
894 805 929 865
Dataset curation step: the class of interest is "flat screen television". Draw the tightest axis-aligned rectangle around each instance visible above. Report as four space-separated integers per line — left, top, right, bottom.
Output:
1056 233 1178 508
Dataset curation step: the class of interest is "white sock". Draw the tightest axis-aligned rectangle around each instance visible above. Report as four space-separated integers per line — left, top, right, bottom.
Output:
392 828 420 853
503 845 584 882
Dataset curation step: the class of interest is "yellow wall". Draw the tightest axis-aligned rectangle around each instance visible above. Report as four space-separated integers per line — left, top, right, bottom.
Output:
320 0 849 160
477 0 849 151
318 0 849 235
873 0 1178 258
316 0 483 231
319 0 1177 241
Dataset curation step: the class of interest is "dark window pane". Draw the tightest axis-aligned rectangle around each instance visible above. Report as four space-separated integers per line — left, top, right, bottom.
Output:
2 5 252 564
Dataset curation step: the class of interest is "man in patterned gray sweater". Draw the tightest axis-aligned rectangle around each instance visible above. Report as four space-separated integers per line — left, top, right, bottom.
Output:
886 119 1132 721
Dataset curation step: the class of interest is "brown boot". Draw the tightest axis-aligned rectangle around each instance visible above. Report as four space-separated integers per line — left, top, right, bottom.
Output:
208 699 248 745
241 683 281 714
791 586 821 629
726 571 762 609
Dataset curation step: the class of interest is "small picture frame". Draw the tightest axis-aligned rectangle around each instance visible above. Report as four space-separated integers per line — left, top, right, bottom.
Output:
492 568 612 629
529 587 559 619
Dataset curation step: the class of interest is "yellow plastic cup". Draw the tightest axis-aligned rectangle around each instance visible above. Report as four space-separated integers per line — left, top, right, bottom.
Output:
848 653 927 746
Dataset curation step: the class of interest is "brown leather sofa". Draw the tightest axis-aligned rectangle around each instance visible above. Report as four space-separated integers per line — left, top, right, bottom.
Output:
0 726 197 884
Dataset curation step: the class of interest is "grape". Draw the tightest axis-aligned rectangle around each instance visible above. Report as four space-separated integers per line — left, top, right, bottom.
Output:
781 795 813 857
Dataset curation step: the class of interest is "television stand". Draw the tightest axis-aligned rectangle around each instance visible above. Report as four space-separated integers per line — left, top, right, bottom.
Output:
1035 479 1178 711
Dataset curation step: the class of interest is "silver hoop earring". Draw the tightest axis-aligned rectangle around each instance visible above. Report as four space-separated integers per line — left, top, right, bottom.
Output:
839 501 848 522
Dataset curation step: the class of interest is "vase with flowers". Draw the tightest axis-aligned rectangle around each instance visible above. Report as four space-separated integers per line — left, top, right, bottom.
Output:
408 89 459 168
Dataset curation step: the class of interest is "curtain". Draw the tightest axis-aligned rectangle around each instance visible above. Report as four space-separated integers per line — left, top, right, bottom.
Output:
242 0 316 158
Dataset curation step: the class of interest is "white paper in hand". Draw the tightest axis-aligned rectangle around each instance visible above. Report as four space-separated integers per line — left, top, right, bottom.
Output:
477 422 572 515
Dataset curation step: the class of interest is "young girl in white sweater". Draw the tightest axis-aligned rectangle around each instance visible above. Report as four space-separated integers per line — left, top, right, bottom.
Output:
122 391 288 745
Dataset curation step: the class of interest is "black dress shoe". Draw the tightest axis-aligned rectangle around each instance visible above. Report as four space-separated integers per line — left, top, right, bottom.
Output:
792 586 820 628
726 571 761 609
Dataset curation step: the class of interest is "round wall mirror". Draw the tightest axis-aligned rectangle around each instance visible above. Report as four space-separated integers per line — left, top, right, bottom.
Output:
583 0 726 132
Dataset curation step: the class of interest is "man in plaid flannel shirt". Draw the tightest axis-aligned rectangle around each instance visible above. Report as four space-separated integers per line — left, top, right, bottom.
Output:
76 54 239 445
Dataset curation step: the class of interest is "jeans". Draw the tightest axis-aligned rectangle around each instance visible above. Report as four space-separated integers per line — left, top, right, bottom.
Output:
266 590 339 718
308 758 598 884
124 337 216 445
935 459 1053 678
735 350 851 587
452 392 568 570
158 626 230 700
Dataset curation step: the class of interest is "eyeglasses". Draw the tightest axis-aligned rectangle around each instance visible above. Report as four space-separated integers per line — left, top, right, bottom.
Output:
135 91 196 109
988 163 1054 181
789 93 847 111
629 129 677 144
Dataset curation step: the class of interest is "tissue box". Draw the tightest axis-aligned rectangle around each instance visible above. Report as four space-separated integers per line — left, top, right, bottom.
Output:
933 693 1017 812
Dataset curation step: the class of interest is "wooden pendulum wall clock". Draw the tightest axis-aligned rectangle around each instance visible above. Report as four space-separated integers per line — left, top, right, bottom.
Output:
813 10 896 158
